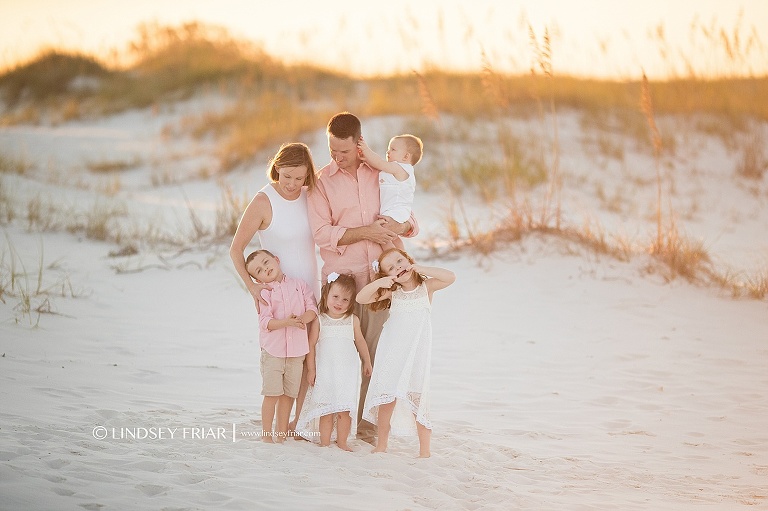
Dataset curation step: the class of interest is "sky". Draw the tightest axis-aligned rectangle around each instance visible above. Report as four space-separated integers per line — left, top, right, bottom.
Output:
1 0 767 79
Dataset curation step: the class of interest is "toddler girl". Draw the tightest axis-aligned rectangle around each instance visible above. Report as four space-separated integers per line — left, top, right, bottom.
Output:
357 248 455 458
296 273 372 450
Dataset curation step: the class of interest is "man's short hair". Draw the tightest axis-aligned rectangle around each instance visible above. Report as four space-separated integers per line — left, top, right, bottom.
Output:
327 112 361 141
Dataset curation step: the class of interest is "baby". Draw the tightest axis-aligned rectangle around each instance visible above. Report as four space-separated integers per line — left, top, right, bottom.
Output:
358 134 423 223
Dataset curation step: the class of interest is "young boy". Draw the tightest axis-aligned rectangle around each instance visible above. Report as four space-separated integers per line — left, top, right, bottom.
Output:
357 134 423 223
245 249 318 443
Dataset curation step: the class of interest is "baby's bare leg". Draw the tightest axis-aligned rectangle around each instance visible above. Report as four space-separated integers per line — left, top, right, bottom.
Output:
372 401 396 453
336 412 352 451
416 421 431 458
319 414 333 446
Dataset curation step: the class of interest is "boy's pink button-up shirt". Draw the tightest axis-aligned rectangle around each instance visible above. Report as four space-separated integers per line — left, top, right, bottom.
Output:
307 160 418 293
257 275 317 358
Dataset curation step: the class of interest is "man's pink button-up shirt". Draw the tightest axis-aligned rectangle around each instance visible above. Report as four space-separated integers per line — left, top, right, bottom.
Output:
257 275 317 358
308 160 418 293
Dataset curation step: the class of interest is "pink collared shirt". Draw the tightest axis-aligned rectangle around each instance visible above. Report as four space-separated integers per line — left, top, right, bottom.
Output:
308 160 419 293
257 275 317 358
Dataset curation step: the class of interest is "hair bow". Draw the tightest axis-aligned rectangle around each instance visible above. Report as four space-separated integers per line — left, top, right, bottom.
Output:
371 260 380 273
327 272 340 283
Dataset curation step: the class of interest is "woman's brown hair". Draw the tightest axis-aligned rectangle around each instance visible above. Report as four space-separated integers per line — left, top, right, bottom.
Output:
267 142 317 191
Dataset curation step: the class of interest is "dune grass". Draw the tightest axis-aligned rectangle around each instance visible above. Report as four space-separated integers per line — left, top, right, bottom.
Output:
0 234 83 326
0 21 765 301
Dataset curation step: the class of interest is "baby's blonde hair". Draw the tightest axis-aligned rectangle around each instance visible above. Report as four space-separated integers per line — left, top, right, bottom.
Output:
394 134 423 165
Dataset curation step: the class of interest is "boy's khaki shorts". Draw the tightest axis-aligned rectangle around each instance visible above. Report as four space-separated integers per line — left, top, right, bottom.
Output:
260 350 305 398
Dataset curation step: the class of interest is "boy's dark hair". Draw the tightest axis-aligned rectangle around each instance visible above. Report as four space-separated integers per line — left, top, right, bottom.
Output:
327 112 361 141
318 273 357 317
244 249 276 277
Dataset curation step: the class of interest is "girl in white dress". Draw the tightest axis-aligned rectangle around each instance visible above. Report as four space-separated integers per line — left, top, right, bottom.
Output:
296 273 372 450
357 248 455 458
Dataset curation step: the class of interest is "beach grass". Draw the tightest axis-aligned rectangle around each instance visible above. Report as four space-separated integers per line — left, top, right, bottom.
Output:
0 21 766 300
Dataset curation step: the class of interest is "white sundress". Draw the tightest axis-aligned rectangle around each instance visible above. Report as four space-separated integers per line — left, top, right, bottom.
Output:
363 282 432 436
296 313 361 442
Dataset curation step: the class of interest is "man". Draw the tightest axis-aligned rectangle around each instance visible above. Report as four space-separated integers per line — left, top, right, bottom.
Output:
307 112 417 444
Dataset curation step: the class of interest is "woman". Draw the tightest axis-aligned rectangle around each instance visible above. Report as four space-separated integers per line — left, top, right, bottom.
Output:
230 142 320 435
230 142 320 305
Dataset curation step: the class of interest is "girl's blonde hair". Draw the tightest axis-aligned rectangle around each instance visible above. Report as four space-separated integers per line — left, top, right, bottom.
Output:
267 142 317 191
318 273 357 317
368 248 425 311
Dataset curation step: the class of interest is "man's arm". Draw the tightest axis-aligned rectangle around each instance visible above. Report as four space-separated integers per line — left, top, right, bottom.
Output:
308 179 397 248
337 221 397 246
378 210 419 238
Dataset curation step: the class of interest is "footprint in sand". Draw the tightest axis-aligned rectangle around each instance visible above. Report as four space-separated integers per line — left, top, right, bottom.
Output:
135 483 169 496
46 459 70 469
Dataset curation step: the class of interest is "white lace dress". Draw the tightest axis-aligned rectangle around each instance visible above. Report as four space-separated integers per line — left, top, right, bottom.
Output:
362 282 432 435
296 313 361 442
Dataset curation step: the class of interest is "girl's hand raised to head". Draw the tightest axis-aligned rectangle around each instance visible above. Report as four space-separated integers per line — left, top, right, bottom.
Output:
377 276 395 289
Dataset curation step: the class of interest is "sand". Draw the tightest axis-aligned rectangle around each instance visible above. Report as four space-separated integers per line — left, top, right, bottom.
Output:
1 103 767 510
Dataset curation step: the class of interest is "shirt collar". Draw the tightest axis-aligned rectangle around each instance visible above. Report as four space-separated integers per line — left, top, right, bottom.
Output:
328 160 372 177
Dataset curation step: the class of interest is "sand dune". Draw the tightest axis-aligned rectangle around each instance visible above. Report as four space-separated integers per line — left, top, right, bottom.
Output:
1 105 767 509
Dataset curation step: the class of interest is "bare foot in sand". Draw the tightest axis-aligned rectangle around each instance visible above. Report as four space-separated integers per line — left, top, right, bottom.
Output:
336 442 353 452
371 441 387 454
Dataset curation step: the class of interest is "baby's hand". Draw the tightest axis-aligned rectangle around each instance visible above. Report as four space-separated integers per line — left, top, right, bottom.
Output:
362 361 372 377
357 136 371 160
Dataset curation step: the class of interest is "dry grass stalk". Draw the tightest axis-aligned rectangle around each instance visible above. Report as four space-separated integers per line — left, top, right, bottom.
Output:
649 216 709 281
641 73 664 250
480 51 508 110
528 25 561 229
735 130 768 179
215 183 249 239
745 271 768 299
414 71 440 121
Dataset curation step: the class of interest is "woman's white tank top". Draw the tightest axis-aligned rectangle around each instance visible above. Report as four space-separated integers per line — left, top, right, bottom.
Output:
257 184 320 297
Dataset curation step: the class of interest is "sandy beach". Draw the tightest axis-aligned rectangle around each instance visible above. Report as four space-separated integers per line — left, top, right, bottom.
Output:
1 103 767 510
